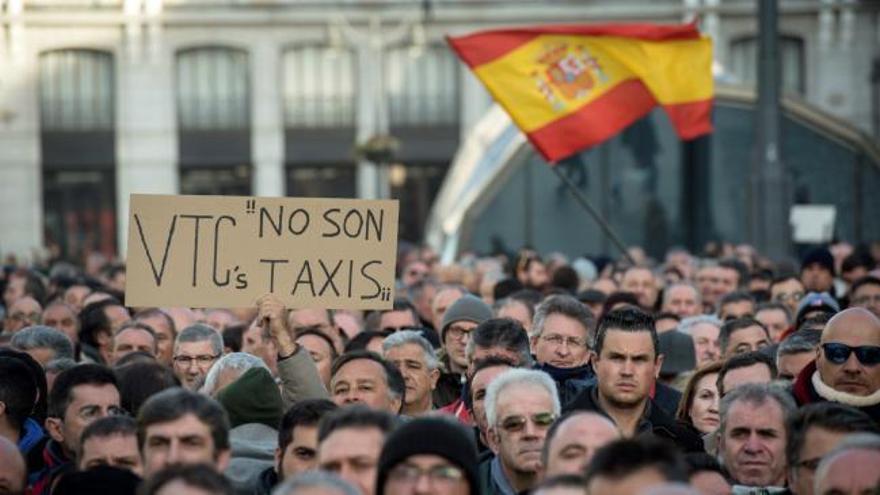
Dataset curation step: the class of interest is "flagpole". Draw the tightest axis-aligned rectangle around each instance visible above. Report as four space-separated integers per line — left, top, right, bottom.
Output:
550 165 636 265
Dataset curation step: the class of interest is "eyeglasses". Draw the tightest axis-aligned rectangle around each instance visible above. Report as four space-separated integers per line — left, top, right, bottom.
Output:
446 325 473 341
387 464 464 485
852 294 880 306
173 354 219 367
773 292 804 303
821 343 880 366
540 334 587 348
498 412 556 432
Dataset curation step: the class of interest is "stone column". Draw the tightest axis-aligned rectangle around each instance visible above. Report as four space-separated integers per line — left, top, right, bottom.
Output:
251 40 285 198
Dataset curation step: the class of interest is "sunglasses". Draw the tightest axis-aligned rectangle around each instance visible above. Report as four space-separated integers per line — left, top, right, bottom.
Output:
821 343 880 366
498 412 556 433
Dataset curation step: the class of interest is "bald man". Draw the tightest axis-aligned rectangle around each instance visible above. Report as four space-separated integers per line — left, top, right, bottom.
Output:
0 436 26 495
542 411 621 477
792 308 880 423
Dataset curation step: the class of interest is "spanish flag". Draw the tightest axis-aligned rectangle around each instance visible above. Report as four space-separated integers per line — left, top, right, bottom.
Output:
447 23 713 163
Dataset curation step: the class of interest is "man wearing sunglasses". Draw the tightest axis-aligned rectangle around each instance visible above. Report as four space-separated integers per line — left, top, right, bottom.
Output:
792 307 880 422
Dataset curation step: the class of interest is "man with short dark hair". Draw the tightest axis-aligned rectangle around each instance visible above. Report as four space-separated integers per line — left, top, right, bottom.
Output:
78 299 131 364
77 415 143 476
584 437 689 495
785 402 879 495
565 308 702 452
720 317 771 358
849 275 880 318
777 330 821 381
366 298 420 334
717 351 777 397
0 357 38 447
801 248 836 294
330 350 405 414
33 364 122 494
770 275 806 318
137 387 231 476
134 308 177 366
317 405 397 495
756 302 793 342
249 399 337 494
718 291 756 322
718 383 795 490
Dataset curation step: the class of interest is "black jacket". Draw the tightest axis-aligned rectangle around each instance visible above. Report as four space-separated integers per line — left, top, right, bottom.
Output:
563 384 704 453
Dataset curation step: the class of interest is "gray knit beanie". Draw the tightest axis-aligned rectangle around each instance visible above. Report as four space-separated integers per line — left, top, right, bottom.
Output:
440 294 493 340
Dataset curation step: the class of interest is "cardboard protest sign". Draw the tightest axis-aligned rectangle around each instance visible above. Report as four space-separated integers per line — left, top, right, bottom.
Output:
126 194 398 309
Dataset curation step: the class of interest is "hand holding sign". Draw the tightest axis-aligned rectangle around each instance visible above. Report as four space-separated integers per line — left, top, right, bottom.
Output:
257 293 297 358
125 194 399 310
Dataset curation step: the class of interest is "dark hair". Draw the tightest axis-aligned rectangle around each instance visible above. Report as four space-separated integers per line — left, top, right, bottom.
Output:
343 331 388 354
137 463 234 495
584 437 688 485
756 301 792 321
0 357 38 430
797 312 833 333
550 265 580 293
278 399 338 453
717 351 777 397
786 402 880 468
493 278 524 301
718 291 756 316
777 330 821 357
116 361 180 417
221 324 245 353
133 308 177 338
600 292 640 318
297 329 339 361
594 307 658 357
79 415 137 456
676 361 724 425
684 452 728 477
317 405 397 443
136 388 229 453
48 364 118 419
841 253 874 274
469 317 532 366
0 349 48 422
465 355 518 412
330 351 405 408
11 268 48 305
718 258 749 287
655 311 682 323
508 289 543 310
364 298 419 333
79 299 127 350
851 275 880 297
719 317 769 354
113 351 157 368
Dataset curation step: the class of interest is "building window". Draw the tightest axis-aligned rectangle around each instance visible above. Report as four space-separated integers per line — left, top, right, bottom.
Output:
282 45 356 128
176 46 250 130
39 49 114 131
386 44 460 127
729 35 806 95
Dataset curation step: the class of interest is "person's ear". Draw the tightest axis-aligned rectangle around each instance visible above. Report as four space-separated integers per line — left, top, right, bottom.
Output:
216 448 232 472
391 395 403 415
273 447 283 475
45 416 65 443
429 368 440 390
529 336 539 355
487 426 501 455
655 353 665 379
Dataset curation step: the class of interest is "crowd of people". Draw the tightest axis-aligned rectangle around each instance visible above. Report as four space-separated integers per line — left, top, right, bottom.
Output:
1 239 880 495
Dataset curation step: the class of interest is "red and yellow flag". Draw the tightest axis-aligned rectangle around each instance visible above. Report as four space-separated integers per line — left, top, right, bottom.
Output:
447 23 713 163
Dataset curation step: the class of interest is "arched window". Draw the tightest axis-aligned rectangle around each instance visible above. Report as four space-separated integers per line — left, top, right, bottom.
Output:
39 49 114 131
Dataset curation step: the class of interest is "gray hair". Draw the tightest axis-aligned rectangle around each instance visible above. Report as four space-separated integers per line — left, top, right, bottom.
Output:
200 352 268 396
531 294 594 341
381 330 438 371
174 324 223 356
678 315 722 336
11 325 74 361
272 470 360 495
485 368 560 427
777 329 821 357
45 357 77 375
814 433 880 495
662 282 702 308
719 382 796 435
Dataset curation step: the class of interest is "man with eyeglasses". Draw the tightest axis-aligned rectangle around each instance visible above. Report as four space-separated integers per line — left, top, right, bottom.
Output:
3 296 42 333
849 275 880 318
32 364 123 495
770 275 806 318
785 403 879 495
376 417 477 495
172 324 223 391
792 307 880 422
479 368 560 495
530 295 595 405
